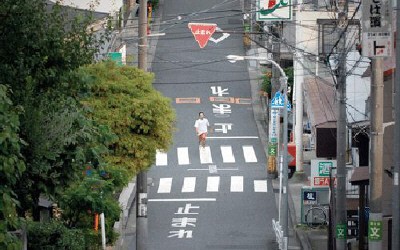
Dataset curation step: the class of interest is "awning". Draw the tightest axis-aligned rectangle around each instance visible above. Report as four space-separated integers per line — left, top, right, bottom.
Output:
349 166 369 185
303 77 337 128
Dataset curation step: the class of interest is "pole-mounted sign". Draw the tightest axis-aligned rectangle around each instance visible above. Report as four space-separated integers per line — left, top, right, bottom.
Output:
257 0 292 21
361 0 392 57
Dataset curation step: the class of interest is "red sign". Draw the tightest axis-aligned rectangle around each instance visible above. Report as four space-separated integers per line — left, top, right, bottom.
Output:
313 177 336 187
288 143 296 167
188 23 217 48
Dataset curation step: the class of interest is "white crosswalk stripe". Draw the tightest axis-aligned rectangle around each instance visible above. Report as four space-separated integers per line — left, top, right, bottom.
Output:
182 177 196 192
254 180 268 192
155 176 267 194
230 176 243 192
158 178 172 193
156 150 168 166
221 145 235 163
155 145 259 166
199 146 213 164
243 145 258 163
206 176 220 192
177 147 190 165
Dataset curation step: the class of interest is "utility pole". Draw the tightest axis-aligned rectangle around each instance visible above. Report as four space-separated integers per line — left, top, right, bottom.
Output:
294 6 304 173
392 0 400 247
281 76 289 250
335 1 348 249
369 58 384 250
136 0 148 249
267 22 282 177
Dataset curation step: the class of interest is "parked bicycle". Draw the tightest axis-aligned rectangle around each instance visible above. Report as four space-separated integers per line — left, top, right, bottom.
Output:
305 205 328 227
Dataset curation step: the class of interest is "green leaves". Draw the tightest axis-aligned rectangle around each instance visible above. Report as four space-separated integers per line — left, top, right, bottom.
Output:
81 61 176 175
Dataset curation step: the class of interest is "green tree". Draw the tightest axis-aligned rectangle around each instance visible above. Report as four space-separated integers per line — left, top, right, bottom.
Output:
0 84 25 249
81 61 176 175
0 0 110 220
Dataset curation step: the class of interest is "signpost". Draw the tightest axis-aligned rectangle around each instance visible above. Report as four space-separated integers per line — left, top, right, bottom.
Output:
188 23 217 48
361 0 392 57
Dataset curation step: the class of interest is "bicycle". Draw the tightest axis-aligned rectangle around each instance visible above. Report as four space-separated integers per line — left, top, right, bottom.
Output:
305 205 328 228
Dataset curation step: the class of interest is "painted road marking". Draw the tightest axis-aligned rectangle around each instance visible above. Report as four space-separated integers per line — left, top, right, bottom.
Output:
254 180 268 192
156 150 168 166
235 98 252 104
200 146 213 164
182 177 196 192
175 97 200 104
148 198 216 202
177 147 190 165
158 178 172 193
243 145 258 163
230 176 243 192
207 136 259 139
188 168 238 171
209 96 235 103
221 145 235 163
206 176 220 192
208 165 218 174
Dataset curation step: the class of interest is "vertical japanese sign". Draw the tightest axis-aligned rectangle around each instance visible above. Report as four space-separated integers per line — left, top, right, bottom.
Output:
257 0 292 21
361 0 393 57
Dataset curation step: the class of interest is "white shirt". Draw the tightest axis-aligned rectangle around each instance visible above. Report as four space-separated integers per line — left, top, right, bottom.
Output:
194 118 209 134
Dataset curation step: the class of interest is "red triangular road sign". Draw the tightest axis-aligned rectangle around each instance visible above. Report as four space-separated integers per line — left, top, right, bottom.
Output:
188 23 217 48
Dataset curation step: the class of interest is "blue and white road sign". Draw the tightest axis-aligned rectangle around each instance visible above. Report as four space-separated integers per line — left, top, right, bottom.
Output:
271 92 291 111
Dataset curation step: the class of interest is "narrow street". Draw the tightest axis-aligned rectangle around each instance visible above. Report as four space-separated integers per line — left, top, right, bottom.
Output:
145 0 278 249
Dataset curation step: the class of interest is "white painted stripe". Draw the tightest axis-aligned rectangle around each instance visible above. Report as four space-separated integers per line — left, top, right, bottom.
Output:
207 176 220 192
254 180 268 192
243 145 258 163
155 150 168 166
157 178 172 193
177 147 190 165
200 146 213 164
208 136 259 139
187 168 239 171
182 177 196 192
148 198 216 202
221 145 235 163
230 176 243 192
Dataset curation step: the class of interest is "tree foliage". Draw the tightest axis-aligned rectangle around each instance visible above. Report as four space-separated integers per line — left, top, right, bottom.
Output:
0 84 25 249
0 0 110 220
81 61 175 175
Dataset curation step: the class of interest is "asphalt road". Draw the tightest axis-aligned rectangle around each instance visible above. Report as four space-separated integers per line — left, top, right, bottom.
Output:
145 0 279 249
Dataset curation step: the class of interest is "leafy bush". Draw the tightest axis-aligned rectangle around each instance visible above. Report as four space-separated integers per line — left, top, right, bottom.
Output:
27 220 85 250
60 171 122 246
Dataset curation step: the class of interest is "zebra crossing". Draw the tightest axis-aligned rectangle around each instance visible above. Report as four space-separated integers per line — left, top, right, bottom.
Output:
155 145 259 166
155 176 268 194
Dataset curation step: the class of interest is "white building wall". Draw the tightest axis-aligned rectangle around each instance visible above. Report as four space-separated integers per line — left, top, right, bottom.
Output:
58 0 123 14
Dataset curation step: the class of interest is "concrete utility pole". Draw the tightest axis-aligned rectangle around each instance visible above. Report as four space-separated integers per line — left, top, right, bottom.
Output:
267 22 282 177
369 58 384 250
136 0 148 249
335 2 348 249
294 7 304 172
392 0 400 247
281 76 289 250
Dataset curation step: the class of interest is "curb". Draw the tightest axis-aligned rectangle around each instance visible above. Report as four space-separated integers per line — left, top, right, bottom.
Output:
113 179 137 249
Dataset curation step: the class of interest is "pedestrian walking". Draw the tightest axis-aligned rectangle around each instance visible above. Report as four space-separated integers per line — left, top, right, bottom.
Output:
194 112 210 148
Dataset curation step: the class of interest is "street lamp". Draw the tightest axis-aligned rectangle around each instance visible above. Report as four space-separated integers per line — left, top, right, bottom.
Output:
227 55 289 250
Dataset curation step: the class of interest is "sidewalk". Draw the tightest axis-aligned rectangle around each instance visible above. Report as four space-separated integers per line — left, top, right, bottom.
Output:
246 44 328 249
